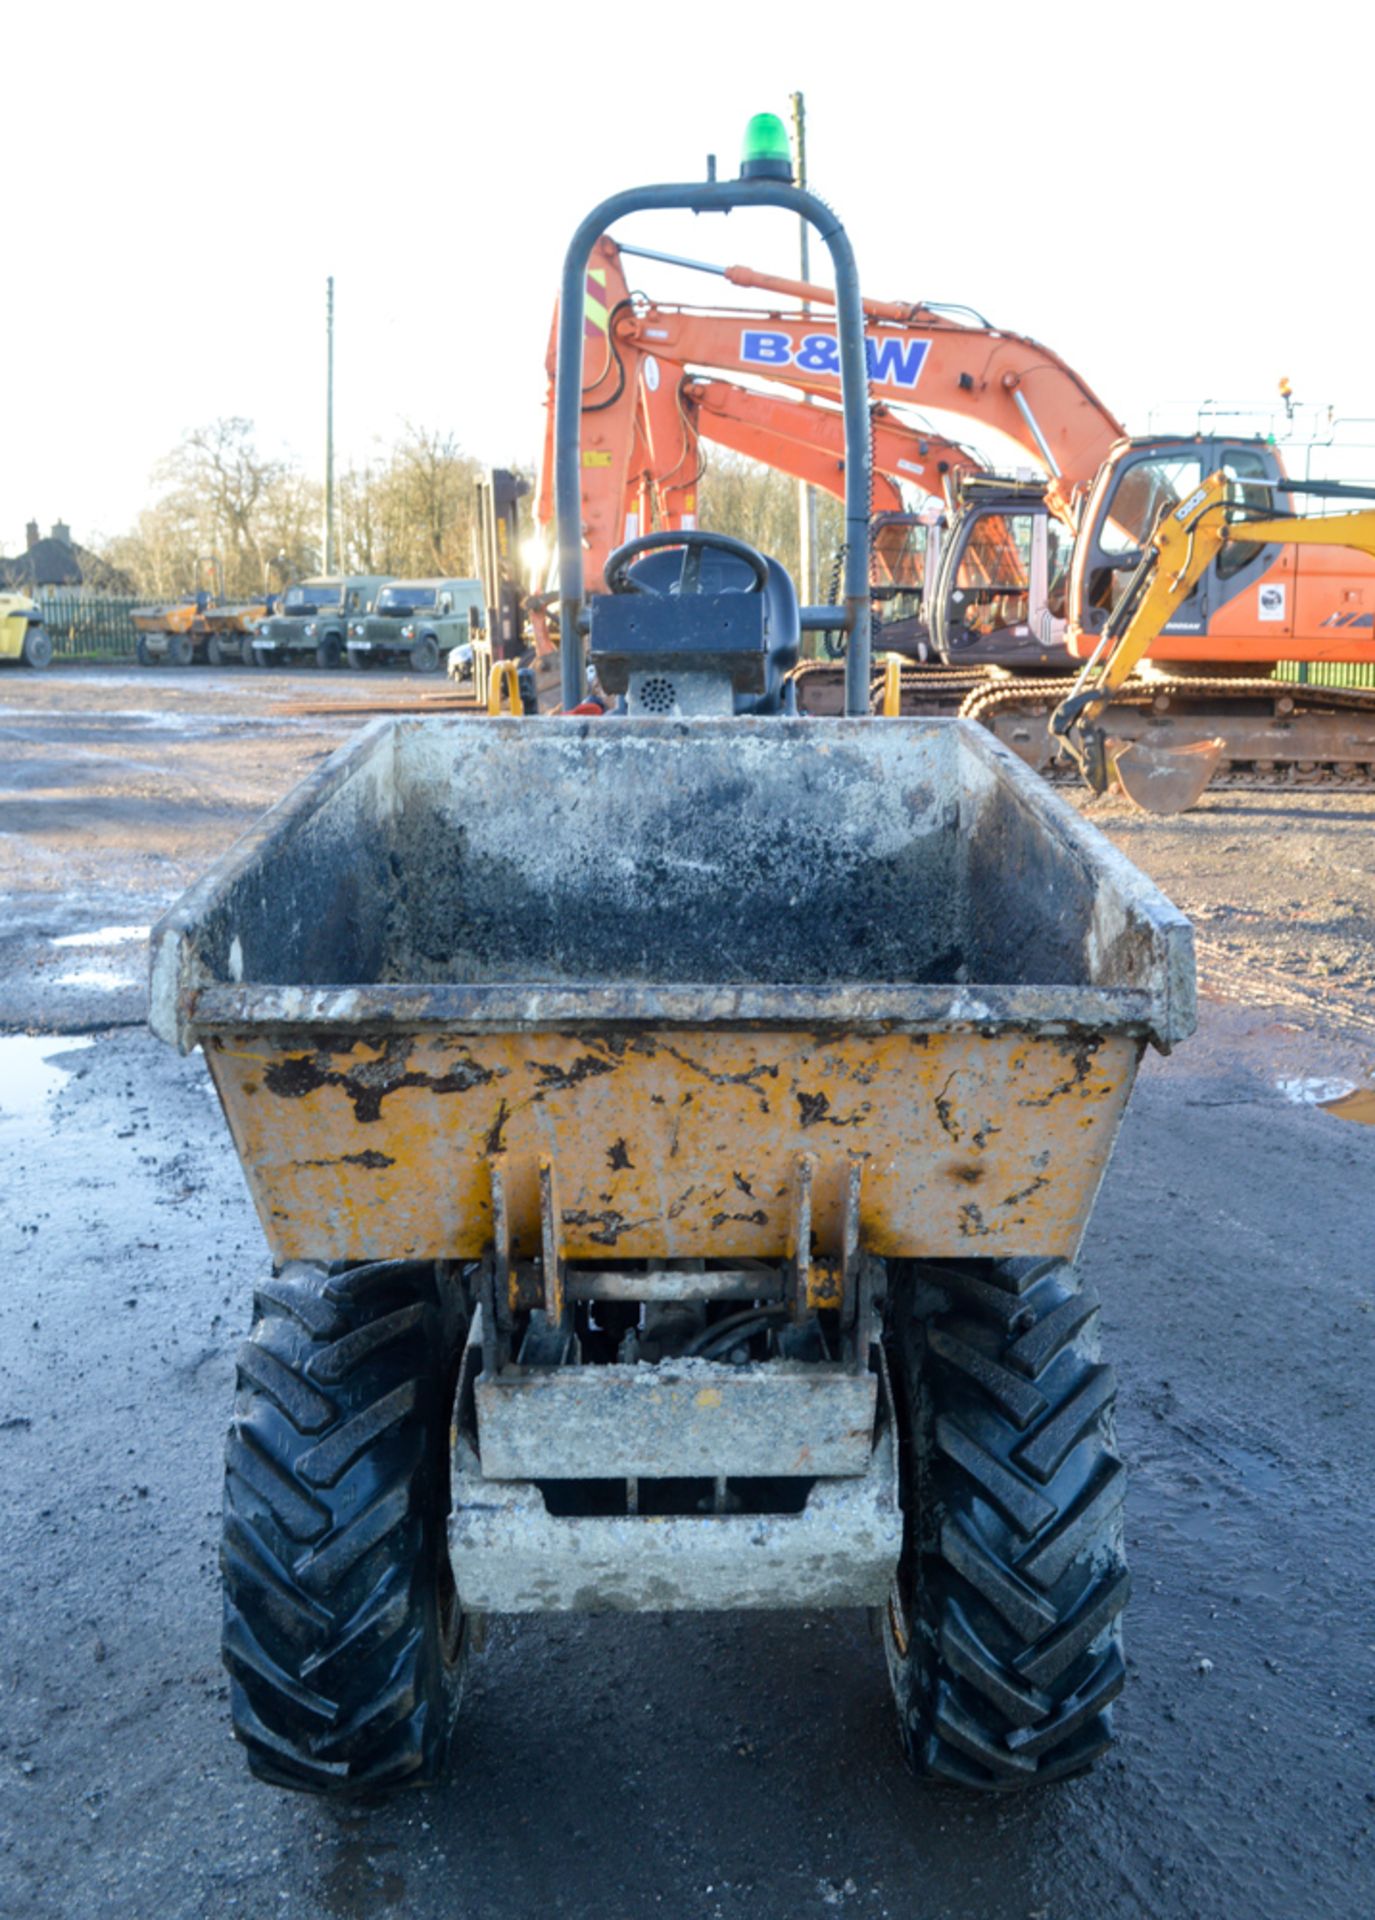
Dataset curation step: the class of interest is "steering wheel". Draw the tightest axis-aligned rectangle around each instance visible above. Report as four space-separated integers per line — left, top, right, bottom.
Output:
603 528 771 597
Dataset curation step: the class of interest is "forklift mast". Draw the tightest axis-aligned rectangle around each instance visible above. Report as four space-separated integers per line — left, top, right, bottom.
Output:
474 468 530 661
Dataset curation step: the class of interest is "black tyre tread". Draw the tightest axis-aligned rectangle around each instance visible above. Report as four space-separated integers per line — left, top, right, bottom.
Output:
1019 1460 1126 1586
926 1324 1047 1430
1005 1285 1100 1377
1012 1365 1115 1483
888 1256 1128 1790
234 1342 335 1432
254 1271 340 1337
222 1261 462 1795
297 1381 420 1489
294 1479 415 1596
939 1516 1057 1640
307 1303 430 1385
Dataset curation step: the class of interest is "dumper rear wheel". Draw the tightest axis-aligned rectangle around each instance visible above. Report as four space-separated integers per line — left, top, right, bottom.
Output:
884 1256 1128 1790
221 1258 466 1795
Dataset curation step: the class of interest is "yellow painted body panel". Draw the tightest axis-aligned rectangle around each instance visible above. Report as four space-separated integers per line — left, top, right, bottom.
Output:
207 1024 1140 1266
131 600 199 635
0 596 36 661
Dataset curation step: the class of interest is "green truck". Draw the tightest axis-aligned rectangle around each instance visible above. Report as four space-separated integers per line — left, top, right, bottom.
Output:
346 576 484 673
251 577 392 669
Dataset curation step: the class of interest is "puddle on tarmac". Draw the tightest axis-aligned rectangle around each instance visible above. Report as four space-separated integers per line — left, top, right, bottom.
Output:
0 1034 95 1134
1275 1075 1375 1124
1318 1086 1375 1125
1276 1075 1355 1105
52 926 148 949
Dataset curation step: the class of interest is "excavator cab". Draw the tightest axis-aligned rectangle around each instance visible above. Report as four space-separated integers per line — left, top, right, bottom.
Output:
868 510 943 659
928 477 1074 668
1069 435 1289 653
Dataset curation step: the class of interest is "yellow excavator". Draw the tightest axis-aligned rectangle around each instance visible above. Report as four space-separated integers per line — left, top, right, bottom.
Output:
1051 472 1375 811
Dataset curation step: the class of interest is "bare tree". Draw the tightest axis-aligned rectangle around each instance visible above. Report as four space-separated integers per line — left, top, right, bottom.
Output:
698 449 843 590
154 418 284 594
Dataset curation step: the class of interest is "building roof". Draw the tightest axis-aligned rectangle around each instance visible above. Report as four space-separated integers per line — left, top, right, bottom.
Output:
0 523 133 594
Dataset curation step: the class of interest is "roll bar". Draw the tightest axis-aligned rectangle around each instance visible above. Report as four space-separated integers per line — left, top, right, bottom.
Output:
555 177 873 715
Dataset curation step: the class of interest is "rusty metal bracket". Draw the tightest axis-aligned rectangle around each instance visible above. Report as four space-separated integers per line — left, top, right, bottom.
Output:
539 1157 566 1326
489 1154 517 1316
838 1157 864 1332
789 1153 867 1327
788 1154 815 1320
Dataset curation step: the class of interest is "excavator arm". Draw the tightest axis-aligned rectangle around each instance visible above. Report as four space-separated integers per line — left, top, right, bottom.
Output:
609 247 1123 513
1051 471 1375 804
679 378 981 511
538 236 1122 595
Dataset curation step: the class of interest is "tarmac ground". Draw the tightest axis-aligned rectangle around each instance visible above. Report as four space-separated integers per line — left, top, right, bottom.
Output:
1 667 1372 1920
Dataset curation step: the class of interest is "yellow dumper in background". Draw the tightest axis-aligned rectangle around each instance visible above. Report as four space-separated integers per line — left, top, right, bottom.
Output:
0 592 52 668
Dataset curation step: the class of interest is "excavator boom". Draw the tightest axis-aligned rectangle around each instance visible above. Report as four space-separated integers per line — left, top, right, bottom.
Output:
539 236 1123 596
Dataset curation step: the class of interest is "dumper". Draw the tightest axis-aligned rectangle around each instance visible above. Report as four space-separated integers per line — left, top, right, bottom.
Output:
149 128 1194 1798
0 591 52 668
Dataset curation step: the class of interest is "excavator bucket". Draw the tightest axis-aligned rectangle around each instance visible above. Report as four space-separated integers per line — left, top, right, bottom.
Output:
1107 736 1225 815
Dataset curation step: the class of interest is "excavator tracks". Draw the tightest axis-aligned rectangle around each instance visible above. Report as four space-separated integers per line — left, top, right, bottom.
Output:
791 660 1375 791
792 659 989 717
958 675 1375 791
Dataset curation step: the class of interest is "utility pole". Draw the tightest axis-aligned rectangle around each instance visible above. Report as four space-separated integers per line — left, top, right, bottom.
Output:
790 91 818 608
324 276 336 575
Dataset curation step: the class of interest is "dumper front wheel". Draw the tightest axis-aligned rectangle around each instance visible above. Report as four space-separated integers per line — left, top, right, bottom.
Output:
221 1259 466 1795
884 1257 1128 1790
22 624 53 668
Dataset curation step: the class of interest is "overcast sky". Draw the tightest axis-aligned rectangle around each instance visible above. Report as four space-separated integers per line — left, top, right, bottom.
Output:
6 2 1366 553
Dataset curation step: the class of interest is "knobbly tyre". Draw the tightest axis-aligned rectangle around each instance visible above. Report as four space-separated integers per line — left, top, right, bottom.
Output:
148 117 1195 1797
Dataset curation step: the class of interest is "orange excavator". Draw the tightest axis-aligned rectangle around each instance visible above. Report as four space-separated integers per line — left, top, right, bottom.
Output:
538 239 1375 790
536 235 1124 669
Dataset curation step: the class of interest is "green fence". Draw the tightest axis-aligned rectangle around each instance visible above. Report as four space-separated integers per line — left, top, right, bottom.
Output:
38 594 143 661
1275 659 1375 690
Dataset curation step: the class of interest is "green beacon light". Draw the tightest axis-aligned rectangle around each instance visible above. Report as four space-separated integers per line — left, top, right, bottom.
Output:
739 112 794 183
